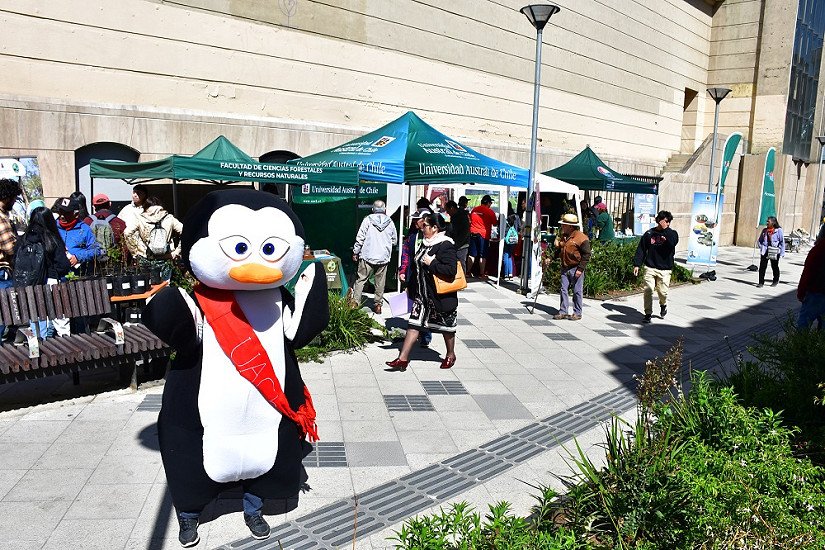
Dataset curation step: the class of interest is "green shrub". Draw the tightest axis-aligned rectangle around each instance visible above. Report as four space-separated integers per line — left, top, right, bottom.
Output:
541 239 693 297
391 501 587 550
295 292 384 363
724 315 825 464
553 342 825 550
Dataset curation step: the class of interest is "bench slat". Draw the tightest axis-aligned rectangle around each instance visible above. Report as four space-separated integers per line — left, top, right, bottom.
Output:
43 284 56 321
95 278 113 315
66 281 82 317
24 286 40 321
0 287 12 326
8 288 26 326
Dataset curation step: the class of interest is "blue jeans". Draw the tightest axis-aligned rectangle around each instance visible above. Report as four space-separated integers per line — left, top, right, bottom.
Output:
178 492 263 519
559 265 584 316
0 270 12 337
798 292 825 329
502 243 516 277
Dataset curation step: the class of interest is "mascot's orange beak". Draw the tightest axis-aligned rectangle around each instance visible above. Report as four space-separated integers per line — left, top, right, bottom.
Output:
229 263 283 284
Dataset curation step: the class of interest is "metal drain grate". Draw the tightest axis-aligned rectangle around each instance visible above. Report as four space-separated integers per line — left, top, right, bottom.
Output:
544 332 579 341
463 340 501 349
136 394 162 412
421 381 468 395
593 329 630 337
383 394 435 412
303 442 348 467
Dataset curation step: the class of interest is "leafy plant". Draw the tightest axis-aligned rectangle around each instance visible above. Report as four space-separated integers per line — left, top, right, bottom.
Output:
723 315 825 463
391 501 586 549
296 292 384 363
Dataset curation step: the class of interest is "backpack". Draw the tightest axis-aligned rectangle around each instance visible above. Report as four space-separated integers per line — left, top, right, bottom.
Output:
147 215 171 256
89 213 116 253
505 223 519 245
13 240 47 286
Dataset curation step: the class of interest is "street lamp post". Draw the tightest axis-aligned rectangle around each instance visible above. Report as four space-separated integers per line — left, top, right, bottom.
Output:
519 3 560 293
706 87 731 194
811 136 825 238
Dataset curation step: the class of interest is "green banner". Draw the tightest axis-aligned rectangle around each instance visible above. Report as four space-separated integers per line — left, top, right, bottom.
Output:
758 147 776 225
291 182 386 204
719 132 742 191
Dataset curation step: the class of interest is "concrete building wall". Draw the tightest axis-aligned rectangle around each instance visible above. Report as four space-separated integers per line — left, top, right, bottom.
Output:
0 0 718 200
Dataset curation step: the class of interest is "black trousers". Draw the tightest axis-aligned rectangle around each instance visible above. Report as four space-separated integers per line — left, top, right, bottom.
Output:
758 253 780 284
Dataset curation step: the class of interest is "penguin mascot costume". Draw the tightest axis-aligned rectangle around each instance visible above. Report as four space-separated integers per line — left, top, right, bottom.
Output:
141 189 329 547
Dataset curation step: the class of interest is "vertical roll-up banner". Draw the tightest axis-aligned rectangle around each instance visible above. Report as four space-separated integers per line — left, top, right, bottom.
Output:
758 147 777 225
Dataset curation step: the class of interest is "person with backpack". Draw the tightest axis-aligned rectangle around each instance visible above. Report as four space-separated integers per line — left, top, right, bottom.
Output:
501 204 522 280
89 193 127 257
56 196 101 277
13 207 71 337
122 196 183 281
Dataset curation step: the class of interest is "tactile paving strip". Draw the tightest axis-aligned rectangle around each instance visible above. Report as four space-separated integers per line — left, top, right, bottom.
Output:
303 442 348 468
216 317 779 550
421 380 468 395
383 394 435 412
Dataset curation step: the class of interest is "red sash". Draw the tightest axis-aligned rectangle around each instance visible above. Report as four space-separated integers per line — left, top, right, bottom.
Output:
194 284 318 442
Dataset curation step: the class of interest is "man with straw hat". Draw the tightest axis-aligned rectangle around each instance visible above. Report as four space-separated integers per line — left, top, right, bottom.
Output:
552 213 591 320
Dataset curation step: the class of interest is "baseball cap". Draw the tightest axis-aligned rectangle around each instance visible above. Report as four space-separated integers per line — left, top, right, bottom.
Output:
410 208 432 219
92 193 110 205
57 196 80 212
481 195 493 204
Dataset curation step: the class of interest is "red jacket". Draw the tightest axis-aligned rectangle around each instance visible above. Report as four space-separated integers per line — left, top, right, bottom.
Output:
798 242 825 301
469 204 497 240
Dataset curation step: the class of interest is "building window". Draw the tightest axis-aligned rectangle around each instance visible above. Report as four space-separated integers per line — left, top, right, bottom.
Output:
784 0 825 161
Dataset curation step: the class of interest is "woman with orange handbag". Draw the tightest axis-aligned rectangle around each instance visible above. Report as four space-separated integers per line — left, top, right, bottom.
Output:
387 213 459 371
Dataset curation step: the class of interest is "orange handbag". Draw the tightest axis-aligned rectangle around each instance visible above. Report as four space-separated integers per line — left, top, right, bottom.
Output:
433 262 467 294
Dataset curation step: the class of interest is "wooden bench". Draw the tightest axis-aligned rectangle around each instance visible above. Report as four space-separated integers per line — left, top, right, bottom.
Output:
0 278 171 387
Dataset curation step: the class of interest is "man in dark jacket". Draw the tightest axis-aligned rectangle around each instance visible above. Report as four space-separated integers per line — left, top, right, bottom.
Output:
445 199 470 272
552 213 591 321
633 210 679 323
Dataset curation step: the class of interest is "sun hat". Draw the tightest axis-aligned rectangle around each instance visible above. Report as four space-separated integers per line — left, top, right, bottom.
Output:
92 193 110 205
558 213 579 225
410 208 432 219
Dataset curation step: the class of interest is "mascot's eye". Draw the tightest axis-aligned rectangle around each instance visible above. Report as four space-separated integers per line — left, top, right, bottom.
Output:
259 237 290 263
218 236 253 261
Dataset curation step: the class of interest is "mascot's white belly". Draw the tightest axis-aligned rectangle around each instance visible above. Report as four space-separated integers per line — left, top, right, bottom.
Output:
198 288 286 483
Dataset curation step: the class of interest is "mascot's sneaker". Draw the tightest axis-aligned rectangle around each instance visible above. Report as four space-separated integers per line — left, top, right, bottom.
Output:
177 516 200 547
244 513 271 540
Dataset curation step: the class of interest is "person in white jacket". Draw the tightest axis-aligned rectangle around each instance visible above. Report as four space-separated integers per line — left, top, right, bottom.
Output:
352 200 398 313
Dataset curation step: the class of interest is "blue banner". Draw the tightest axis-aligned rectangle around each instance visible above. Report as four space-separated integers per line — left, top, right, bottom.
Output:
633 193 658 235
686 192 723 266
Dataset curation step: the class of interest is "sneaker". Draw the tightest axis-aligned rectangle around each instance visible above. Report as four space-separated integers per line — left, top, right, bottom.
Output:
568 314 582 321
660 305 667 318
419 338 430 348
553 313 567 320
756 283 764 288
643 314 652 324
770 281 779 287
244 513 271 540
177 516 200 548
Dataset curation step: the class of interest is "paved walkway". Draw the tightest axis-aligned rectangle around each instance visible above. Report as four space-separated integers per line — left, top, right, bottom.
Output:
0 246 809 550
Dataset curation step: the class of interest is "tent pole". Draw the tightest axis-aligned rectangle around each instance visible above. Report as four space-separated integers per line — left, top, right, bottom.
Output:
172 179 179 218
397 181 407 293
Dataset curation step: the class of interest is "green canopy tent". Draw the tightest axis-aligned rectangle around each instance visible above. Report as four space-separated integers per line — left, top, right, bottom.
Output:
543 146 659 194
89 136 359 217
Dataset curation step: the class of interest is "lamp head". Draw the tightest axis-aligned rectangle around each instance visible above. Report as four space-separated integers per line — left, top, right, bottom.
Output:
707 87 732 104
817 135 825 147
520 4 561 31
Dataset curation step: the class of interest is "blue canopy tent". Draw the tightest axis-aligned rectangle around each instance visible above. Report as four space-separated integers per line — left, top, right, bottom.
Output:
291 112 578 288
